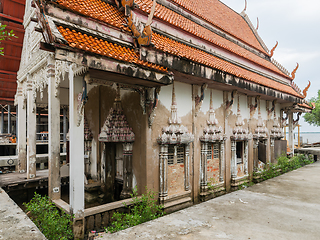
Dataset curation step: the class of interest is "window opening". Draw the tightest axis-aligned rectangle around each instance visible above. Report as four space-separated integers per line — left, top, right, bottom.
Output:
236 141 243 164
168 145 185 165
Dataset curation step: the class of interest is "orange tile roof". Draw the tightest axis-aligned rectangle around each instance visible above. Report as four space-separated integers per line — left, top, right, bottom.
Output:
166 0 266 54
54 0 289 79
55 0 129 31
57 26 167 72
135 0 288 79
152 33 302 98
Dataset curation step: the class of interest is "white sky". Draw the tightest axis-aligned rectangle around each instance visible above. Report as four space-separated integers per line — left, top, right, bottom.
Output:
221 0 320 132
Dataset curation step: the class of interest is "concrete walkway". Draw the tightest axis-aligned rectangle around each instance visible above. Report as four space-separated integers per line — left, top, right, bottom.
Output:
99 161 320 240
0 187 46 240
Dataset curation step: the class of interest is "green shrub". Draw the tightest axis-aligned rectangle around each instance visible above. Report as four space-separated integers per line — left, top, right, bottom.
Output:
23 193 73 240
106 187 164 233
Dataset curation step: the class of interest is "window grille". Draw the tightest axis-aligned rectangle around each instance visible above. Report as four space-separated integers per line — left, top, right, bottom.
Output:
177 146 184 164
207 144 212 160
213 143 219 159
167 145 185 165
168 145 174 165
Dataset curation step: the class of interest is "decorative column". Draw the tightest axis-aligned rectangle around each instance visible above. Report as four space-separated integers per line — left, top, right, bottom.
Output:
159 144 168 199
231 140 237 179
200 142 208 188
69 64 85 239
121 142 133 199
27 76 37 179
7 105 11 134
244 141 248 175
48 56 61 200
288 111 294 155
184 144 190 191
17 89 27 173
253 139 259 169
219 140 225 182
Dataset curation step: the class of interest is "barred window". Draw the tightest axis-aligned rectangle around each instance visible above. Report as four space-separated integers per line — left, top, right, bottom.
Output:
177 146 184 164
168 145 185 165
168 145 175 165
213 143 219 159
207 144 212 160
207 143 219 160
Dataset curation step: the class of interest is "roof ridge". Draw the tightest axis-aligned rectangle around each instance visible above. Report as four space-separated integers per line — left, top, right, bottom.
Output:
162 0 268 55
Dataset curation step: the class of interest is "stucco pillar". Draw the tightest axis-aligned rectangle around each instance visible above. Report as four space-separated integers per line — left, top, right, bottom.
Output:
270 138 275 163
200 142 208 189
288 111 294 155
244 141 248 175
17 95 27 173
7 105 11 134
185 144 190 191
231 140 237 179
48 58 61 200
159 144 168 201
27 79 36 179
69 65 84 239
220 140 225 182
63 107 67 153
253 139 259 170
121 142 133 199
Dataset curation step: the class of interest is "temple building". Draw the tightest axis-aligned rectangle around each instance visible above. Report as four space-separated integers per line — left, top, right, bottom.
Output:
16 0 313 237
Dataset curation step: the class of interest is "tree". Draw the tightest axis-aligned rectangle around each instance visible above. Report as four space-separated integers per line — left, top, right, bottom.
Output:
303 89 320 126
0 22 16 56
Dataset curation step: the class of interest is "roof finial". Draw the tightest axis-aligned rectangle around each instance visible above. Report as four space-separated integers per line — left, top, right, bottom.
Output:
270 41 278 58
302 81 311 98
256 17 259 30
291 63 299 80
146 0 157 26
172 82 177 106
243 0 247 12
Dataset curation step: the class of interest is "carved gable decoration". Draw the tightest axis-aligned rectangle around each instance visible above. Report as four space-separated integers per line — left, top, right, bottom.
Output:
98 87 135 143
158 84 194 145
200 90 225 142
231 96 251 141
253 99 268 139
270 112 283 139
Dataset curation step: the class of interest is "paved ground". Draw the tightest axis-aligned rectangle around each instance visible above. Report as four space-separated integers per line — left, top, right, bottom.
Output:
98 161 320 240
0 187 46 240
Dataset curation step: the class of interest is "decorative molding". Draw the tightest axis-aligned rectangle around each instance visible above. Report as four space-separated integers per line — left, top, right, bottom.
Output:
270 111 283 139
98 85 135 143
158 83 194 145
253 98 268 140
200 90 226 142
293 112 302 129
231 95 251 141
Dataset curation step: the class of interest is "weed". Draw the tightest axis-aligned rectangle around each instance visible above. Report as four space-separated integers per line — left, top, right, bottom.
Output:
23 193 73 240
106 187 164 233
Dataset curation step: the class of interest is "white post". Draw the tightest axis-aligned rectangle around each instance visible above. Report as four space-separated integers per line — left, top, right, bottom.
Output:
159 144 168 200
48 57 61 200
7 105 11 134
200 142 207 188
288 111 294 155
244 141 248 175
69 65 84 238
231 140 237 179
219 141 225 182
17 94 27 173
27 77 37 179
185 144 190 191
63 107 67 153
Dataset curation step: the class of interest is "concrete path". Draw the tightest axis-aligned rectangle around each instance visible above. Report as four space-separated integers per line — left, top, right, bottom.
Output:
0 187 46 240
99 161 320 240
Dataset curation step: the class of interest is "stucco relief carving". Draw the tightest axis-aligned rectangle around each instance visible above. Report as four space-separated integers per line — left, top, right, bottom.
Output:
253 98 268 140
31 64 47 101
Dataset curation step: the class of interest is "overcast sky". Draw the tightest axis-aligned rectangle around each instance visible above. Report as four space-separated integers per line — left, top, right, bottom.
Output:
221 0 320 132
